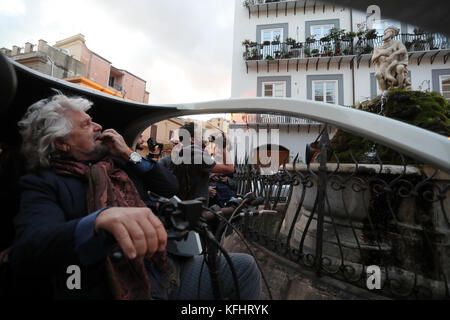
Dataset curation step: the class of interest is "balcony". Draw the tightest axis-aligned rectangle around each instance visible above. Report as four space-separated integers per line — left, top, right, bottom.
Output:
242 33 450 73
231 114 320 127
243 0 330 18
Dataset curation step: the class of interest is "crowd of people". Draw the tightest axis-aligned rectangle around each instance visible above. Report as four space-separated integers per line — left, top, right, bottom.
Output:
0 94 261 300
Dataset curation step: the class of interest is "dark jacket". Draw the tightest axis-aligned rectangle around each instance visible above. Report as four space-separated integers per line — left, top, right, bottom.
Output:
9 158 179 299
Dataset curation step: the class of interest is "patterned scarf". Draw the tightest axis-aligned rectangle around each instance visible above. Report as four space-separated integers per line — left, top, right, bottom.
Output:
51 157 167 300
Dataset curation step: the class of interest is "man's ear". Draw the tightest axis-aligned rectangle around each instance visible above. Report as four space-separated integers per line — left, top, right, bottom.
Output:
54 138 70 153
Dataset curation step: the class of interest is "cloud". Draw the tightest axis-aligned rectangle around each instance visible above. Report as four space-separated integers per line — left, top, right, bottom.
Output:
0 0 26 16
0 0 235 105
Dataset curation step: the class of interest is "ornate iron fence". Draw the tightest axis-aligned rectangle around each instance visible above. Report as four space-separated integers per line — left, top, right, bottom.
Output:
232 123 450 299
239 113 317 125
243 33 450 61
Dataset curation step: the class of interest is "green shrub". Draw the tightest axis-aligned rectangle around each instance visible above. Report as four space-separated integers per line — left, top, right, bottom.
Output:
330 90 450 164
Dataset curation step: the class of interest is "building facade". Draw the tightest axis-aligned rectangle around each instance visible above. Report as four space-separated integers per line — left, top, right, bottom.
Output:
1 39 85 80
230 0 450 163
1 34 150 103
1 34 180 151
55 34 150 103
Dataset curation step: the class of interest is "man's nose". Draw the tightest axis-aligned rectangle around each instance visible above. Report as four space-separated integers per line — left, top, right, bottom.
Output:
93 122 102 132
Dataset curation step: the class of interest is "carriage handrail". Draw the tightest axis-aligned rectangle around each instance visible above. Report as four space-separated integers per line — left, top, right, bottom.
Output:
173 97 450 172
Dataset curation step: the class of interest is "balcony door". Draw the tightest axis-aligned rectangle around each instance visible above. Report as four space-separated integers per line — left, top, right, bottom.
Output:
261 28 283 58
310 24 334 41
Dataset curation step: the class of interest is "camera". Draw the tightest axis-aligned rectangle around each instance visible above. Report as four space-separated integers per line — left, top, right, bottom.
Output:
146 137 163 158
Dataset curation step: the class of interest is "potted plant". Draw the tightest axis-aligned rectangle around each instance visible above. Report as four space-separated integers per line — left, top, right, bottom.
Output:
250 48 259 60
413 38 427 51
342 47 352 55
329 28 344 42
286 37 296 45
306 37 316 44
242 39 251 47
274 50 281 59
413 27 425 35
365 29 378 40
404 41 413 51
342 31 356 41
320 36 330 42
265 55 275 61
263 40 271 46
292 42 302 49
311 49 319 57
281 48 291 59
427 35 436 50
271 35 281 45
304 48 311 57
362 45 373 54
242 0 254 8
356 31 364 39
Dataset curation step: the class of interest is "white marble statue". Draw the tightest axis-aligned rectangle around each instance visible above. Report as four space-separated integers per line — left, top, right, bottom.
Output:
371 26 411 93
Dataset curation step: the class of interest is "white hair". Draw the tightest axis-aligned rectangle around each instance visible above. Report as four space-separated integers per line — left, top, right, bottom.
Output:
18 94 93 170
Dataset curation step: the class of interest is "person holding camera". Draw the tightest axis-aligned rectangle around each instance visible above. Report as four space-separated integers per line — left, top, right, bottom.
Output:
162 122 234 207
9 94 261 300
146 137 164 160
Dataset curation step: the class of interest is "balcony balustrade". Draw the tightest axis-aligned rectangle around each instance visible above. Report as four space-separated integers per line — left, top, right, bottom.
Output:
243 33 450 62
235 114 320 126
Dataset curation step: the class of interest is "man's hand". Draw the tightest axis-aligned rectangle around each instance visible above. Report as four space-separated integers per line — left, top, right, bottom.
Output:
209 186 217 198
95 207 167 260
99 129 133 160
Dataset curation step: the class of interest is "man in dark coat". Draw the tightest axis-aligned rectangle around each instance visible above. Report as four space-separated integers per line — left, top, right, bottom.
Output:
9 94 261 300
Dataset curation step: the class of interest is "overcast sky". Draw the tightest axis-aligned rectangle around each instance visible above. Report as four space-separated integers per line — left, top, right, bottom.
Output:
0 0 236 109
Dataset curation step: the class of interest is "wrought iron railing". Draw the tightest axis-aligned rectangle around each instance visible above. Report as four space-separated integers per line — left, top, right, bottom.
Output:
243 33 450 61
231 124 450 299
174 96 449 299
237 114 318 125
244 0 289 6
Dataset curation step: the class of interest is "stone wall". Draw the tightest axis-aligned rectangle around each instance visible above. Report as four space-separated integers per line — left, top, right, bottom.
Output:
223 232 386 300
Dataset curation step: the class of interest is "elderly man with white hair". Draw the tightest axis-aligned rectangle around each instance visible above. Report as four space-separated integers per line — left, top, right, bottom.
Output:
9 94 261 300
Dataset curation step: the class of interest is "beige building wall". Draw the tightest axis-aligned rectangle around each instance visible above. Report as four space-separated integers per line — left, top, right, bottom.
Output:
142 119 184 144
85 52 111 88
122 71 148 103
56 34 112 88
55 34 149 101
5 38 86 79
55 34 85 61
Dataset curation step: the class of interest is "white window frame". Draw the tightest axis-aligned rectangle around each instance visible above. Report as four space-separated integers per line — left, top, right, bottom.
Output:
310 24 334 41
439 74 450 101
261 28 283 43
262 81 286 98
312 80 338 104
